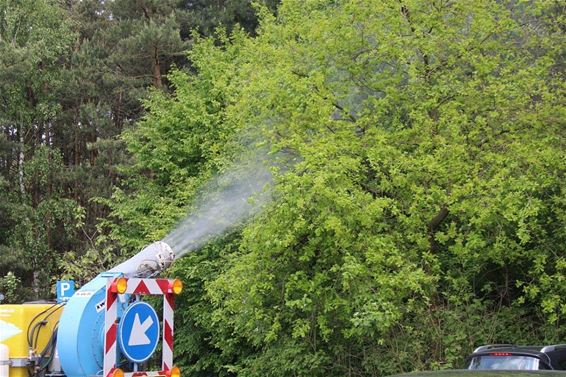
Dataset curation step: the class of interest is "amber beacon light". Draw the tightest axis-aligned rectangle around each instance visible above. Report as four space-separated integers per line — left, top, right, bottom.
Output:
168 366 181 377
171 279 183 295
115 277 128 294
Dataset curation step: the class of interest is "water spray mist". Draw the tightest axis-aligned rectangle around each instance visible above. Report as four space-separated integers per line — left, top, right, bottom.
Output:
164 154 272 259
108 149 275 277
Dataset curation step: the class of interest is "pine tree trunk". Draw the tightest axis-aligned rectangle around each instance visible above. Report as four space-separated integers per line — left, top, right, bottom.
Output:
153 48 162 88
33 270 39 300
18 124 25 197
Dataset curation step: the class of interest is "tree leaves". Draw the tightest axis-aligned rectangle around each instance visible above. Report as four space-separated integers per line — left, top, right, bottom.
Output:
138 1 564 375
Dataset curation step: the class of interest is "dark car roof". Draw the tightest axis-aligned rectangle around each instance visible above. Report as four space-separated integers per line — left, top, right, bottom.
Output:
493 346 547 352
471 345 566 354
470 346 548 357
389 369 566 376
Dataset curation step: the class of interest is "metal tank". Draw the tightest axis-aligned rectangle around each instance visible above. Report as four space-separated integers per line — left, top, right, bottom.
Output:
56 241 174 377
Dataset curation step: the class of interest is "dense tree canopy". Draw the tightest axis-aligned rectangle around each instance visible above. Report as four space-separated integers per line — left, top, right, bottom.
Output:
0 0 277 290
114 1 565 375
1 0 565 376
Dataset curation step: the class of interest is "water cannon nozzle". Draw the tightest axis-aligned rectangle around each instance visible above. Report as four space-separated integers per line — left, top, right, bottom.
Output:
109 240 175 278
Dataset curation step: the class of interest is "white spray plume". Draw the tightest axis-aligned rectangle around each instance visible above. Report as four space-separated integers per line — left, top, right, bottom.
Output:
163 152 273 259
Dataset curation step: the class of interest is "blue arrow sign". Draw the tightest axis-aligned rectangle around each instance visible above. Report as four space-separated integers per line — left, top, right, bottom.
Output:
118 301 160 363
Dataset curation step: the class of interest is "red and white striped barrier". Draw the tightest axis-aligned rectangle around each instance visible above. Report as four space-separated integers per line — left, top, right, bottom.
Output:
162 291 174 371
104 280 119 377
103 277 181 377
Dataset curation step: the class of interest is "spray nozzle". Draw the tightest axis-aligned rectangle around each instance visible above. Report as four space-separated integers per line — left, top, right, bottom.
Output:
109 241 175 278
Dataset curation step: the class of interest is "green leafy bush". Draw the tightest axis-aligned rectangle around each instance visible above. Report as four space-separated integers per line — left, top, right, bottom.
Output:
109 1 565 375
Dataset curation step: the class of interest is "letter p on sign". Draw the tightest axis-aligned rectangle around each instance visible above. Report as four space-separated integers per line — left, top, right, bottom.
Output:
56 280 75 303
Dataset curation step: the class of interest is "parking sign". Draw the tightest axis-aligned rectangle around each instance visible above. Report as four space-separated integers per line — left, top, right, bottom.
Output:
56 280 75 303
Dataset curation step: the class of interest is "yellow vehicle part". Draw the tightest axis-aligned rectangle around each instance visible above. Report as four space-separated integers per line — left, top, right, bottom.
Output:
0 304 62 377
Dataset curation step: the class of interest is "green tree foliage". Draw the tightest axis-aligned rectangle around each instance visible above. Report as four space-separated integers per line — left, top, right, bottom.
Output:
0 0 277 297
101 31 250 250
178 0 280 38
113 0 565 375
0 0 82 298
0 272 21 303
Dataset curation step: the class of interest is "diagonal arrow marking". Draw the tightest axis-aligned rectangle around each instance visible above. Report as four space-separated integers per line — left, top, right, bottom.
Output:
0 319 22 342
128 313 154 346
